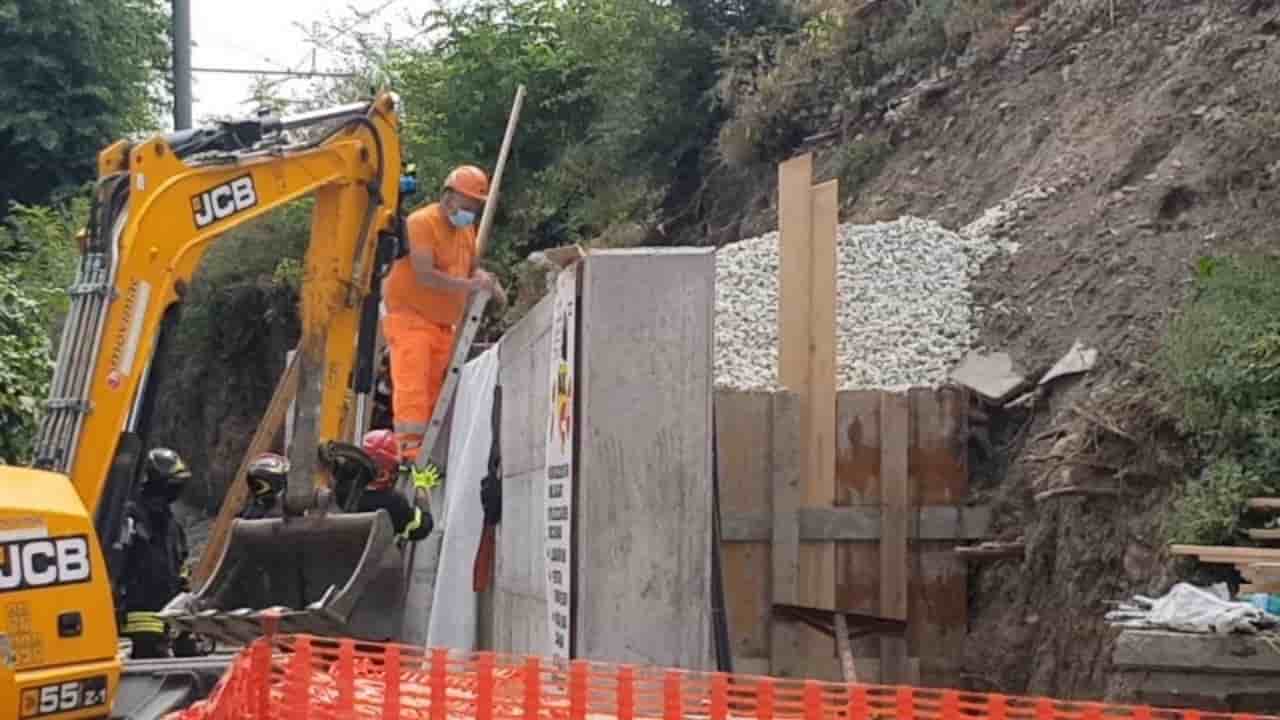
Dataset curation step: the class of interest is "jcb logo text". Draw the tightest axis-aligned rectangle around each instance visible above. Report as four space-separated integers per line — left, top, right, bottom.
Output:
192 175 258 229
0 535 91 593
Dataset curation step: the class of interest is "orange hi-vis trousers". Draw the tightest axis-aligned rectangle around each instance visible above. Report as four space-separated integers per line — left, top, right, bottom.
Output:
383 313 456 462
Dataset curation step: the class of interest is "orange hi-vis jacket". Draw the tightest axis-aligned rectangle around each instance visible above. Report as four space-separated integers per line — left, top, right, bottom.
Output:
383 202 477 324
381 203 477 458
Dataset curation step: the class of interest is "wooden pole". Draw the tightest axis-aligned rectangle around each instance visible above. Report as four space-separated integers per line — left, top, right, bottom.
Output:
190 349 302 587
475 85 526 259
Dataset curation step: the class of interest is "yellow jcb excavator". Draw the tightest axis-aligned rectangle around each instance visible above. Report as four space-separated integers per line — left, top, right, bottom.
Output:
0 93 421 719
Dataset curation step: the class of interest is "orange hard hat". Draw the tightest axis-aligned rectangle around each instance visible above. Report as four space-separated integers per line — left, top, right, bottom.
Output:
443 165 490 202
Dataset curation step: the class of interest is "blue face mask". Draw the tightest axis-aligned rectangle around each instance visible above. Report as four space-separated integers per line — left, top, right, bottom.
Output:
449 208 476 227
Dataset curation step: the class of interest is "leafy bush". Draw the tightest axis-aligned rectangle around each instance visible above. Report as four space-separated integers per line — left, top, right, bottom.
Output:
1160 255 1280 544
0 275 52 464
0 0 169 219
1160 256 1280 454
1164 459 1271 545
0 198 86 333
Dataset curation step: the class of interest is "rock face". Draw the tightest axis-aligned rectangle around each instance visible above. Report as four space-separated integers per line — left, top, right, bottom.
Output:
714 216 997 391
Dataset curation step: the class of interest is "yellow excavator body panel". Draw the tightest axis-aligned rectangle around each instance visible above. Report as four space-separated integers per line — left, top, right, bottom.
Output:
0 468 120 720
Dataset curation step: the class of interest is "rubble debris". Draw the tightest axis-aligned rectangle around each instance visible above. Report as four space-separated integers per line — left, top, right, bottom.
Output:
950 351 1026 403
714 216 997 390
1039 340 1099 385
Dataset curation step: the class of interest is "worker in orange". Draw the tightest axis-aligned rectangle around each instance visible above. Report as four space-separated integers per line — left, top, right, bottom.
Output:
382 165 507 463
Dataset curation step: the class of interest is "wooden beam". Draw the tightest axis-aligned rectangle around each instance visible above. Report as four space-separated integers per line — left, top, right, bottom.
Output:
777 154 838 671
769 391 803 676
1170 545 1280 563
191 348 301 586
1247 528 1280 542
777 153 814 396
1247 498 1280 511
879 391 910 684
720 505 993 542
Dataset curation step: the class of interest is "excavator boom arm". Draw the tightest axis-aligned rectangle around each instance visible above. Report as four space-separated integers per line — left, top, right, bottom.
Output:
34 93 403 539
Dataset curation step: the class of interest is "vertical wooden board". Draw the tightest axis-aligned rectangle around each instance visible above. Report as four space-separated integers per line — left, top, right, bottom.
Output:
879 392 910 684
835 390 883 660
723 545 770 659
770 391 803 677
577 249 716 671
715 390 773 662
796 179 840 671
808 179 839 512
836 543 882 659
909 387 969 505
836 391 883 504
715 390 774 514
777 154 814 392
907 545 968 686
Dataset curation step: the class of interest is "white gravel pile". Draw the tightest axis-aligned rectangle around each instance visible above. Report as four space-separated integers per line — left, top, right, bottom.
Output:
715 216 997 391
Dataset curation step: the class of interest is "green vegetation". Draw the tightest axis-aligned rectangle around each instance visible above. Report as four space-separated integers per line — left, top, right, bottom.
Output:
0 275 53 464
1160 256 1280 544
0 199 87 329
0 0 170 218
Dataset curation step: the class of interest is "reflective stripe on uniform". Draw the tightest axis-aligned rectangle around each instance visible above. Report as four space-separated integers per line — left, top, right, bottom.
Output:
399 507 423 539
123 612 166 634
394 421 428 435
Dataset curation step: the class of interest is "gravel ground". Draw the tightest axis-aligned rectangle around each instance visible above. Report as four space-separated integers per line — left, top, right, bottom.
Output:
715 215 998 390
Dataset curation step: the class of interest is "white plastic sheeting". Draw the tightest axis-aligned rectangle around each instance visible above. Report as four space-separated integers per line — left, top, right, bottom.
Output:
425 346 499 650
1106 582 1280 634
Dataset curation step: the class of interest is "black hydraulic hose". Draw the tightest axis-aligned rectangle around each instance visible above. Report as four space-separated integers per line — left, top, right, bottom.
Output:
711 407 733 673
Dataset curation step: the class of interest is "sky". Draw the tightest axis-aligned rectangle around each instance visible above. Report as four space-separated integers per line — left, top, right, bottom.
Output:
188 0 420 124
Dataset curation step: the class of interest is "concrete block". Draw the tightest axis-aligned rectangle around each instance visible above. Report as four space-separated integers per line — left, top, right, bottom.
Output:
576 248 716 671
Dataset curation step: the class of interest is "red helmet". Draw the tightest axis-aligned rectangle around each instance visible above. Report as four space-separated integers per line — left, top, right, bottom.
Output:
362 429 401 474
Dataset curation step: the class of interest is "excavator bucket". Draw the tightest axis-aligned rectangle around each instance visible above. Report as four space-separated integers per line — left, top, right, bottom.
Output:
161 510 408 646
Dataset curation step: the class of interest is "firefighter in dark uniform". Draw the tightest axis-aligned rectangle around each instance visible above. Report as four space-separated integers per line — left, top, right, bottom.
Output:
240 452 289 519
119 448 190 659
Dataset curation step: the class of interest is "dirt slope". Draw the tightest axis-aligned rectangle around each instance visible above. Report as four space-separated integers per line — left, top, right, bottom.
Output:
810 0 1280 700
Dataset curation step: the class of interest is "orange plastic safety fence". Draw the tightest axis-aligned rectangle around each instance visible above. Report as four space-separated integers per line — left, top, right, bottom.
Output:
166 635 1277 720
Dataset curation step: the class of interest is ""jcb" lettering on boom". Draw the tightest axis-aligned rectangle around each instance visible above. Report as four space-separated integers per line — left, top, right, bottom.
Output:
192 175 258 229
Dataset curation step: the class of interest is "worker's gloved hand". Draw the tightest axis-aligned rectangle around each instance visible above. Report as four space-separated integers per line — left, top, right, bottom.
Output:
481 474 501 526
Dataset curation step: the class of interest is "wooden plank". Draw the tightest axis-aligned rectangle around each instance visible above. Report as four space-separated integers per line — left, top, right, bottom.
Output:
1247 528 1280 542
777 153 814 395
191 348 301 587
910 387 968 504
715 390 774 661
837 391 882 503
835 390 883 662
721 505 992 542
770 391 803 676
879 391 910 684
1240 583 1280 594
1171 545 1280 562
1247 498 1280 511
906 387 969 684
576 249 716 670
800 178 840 668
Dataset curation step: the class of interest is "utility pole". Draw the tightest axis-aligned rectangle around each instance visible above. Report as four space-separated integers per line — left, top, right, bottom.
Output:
173 0 193 129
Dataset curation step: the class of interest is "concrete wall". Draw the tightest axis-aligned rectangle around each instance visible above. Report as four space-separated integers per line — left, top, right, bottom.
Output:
576 248 716 671
488 249 716 670
491 290 554 656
